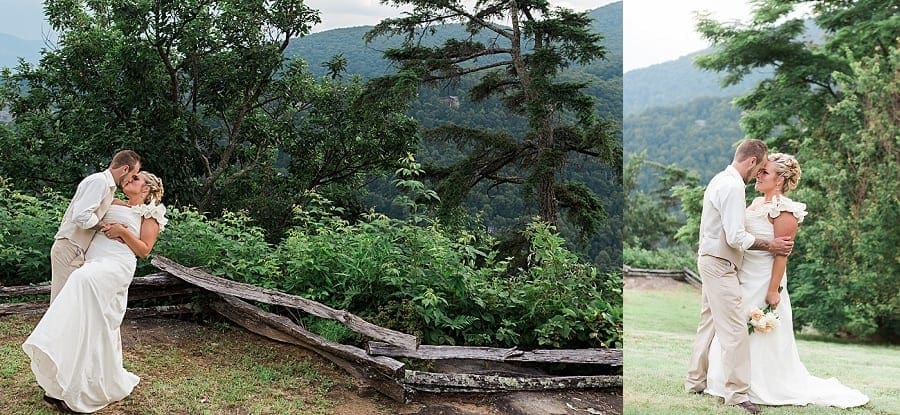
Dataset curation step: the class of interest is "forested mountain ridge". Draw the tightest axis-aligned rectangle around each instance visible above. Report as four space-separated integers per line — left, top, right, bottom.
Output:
624 95 741 185
624 20 821 116
284 3 622 118
624 51 767 116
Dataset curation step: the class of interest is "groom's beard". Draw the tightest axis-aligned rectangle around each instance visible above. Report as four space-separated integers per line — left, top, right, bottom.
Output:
742 166 759 184
115 171 130 189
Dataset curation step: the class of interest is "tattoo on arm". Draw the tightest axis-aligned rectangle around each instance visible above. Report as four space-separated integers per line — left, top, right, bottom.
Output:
749 239 769 251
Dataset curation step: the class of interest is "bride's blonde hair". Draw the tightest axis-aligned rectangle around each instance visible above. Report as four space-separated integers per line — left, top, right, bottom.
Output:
768 153 801 193
142 172 164 205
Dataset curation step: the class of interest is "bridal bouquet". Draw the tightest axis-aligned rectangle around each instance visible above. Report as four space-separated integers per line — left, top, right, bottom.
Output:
747 287 783 335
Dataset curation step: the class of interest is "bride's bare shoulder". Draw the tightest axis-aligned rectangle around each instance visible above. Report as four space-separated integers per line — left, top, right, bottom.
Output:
111 199 128 206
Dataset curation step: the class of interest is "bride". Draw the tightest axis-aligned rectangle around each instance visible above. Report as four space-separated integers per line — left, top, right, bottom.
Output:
23 171 167 414
704 153 868 408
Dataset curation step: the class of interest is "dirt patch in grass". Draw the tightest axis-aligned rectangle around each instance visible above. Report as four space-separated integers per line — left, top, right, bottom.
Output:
1 315 620 415
624 276 693 291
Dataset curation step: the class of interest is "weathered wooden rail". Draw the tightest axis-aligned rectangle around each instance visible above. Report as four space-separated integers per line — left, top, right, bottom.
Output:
1 272 200 317
1 256 623 402
623 265 701 287
152 256 419 351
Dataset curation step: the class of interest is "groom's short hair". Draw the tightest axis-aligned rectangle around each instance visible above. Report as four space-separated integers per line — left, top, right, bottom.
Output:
734 139 767 165
110 150 141 170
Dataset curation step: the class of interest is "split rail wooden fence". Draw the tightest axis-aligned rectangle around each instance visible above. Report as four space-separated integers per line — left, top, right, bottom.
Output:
623 265 701 287
1 256 622 403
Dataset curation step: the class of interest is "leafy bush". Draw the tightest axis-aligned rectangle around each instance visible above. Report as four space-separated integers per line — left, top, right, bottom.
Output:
0 177 67 285
147 207 279 285
0 178 622 348
624 244 697 271
271 205 621 348
271 193 504 345
475 222 623 348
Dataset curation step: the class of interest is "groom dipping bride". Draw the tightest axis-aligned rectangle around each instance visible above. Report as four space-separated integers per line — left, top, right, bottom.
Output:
22 150 168 414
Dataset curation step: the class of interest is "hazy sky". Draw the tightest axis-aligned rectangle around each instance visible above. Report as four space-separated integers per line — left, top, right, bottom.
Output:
0 0 615 40
303 0 617 32
624 0 752 72
0 0 780 72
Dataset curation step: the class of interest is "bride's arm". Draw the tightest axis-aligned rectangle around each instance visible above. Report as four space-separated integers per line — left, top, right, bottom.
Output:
767 213 799 307
102 217 161 258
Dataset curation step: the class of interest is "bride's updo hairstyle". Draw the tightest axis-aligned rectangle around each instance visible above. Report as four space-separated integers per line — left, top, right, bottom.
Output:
142 172 165 205
768 153 801 193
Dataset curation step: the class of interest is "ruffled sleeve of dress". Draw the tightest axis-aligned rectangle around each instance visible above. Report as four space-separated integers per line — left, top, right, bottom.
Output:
767 195 808 223
132 203 169 231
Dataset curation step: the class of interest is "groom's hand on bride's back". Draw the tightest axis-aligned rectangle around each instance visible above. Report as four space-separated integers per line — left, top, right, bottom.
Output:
769 236 794 256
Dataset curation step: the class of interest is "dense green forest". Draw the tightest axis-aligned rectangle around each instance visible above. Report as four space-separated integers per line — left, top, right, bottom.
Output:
624 96 742 186
288 3 624 268
625 0 898 342
0 2 623 269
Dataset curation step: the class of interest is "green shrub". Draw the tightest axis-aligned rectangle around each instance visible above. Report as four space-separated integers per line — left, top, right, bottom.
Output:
148 207 279 285
0 179 623 348
271 194 506 345
623 244 696 271
0 177 67 285
474 222 623 348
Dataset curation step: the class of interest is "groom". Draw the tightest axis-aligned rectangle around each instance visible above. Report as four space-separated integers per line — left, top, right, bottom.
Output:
49 150 141 303
684 139 793 414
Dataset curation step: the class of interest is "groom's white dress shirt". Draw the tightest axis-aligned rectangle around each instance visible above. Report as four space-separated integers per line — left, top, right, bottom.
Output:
698 165 755 268
55 169 117 251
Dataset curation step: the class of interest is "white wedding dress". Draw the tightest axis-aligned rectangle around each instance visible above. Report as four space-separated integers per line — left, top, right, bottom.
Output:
705 196 869 408
23 204 149 413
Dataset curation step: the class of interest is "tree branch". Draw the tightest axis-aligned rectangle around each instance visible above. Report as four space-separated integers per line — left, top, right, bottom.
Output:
446 47 512 65
424 60 513 82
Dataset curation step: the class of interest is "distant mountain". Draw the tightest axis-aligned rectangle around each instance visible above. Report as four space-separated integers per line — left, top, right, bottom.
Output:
624 95 742 186
623 50 770 116
624 19 822 116
284 3 622 121
0 33 43 69
624 19 825 187
285 2 622 82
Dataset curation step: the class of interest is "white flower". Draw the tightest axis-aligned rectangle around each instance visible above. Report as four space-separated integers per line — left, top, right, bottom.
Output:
132 203 168 231
748 307 781 334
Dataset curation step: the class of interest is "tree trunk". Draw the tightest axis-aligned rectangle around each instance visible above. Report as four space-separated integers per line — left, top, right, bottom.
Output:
536 119 559 226
536 167 558 226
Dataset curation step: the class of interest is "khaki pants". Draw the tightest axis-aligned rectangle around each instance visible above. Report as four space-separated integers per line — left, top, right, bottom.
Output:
50 239 84 303
685 254 750 405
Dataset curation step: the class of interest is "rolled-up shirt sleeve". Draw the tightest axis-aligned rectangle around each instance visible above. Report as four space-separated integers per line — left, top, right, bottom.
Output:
719 182 756 251
70 177 108 230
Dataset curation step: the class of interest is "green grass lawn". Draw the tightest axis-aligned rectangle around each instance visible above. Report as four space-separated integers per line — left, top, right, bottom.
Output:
0 315 397 415
624 283 900 415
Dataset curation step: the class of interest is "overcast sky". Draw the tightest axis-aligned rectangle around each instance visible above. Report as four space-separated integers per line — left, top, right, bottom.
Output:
624 0 753 72
1 0 773 72
0 0 614 39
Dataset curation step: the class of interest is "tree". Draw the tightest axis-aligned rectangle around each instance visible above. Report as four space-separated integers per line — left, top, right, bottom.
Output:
693 0 898 340
623 151 699 250
365 0 621 240
0 0 416 226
